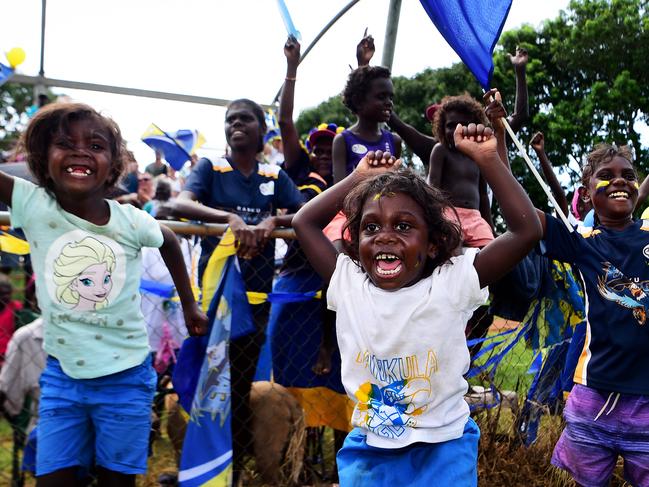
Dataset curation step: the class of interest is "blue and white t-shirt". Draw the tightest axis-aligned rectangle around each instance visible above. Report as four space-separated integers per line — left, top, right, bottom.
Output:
10 178 164 379
542 213 649 395
184 157 303 292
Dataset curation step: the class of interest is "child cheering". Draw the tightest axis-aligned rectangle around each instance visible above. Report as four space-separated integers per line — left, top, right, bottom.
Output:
538 144 649 486
2 103 207 487
293 123 542 486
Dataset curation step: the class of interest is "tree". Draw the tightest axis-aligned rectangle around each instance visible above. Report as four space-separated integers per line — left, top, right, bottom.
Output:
296 0 649 210
0 82 33 154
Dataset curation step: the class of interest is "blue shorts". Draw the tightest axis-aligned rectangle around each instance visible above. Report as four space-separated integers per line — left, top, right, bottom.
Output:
337 417 480 487
37 356 156 476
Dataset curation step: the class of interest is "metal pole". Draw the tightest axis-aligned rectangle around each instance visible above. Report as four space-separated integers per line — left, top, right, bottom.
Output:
35 0 47 100
381 0 402 70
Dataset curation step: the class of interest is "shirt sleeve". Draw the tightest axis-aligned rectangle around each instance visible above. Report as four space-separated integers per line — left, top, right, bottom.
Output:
297 175 327 202
327 254 358 312
541 212 583 264
131 206 164 248
9 178 38 229
282 150 311 185
440 248 489 311
183 158 213 203
274 169 305 211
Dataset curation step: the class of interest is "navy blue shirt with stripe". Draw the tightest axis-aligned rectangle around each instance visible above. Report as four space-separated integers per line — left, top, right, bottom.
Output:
542 213 649 395
184 157 303 293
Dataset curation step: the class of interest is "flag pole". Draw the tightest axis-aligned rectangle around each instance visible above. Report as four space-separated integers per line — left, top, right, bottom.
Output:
500 117 574 232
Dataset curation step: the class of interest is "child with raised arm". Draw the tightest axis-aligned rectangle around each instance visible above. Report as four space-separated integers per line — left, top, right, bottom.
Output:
332 66 402 184
2 103 207 487
293 123 542 485
536 145 649 486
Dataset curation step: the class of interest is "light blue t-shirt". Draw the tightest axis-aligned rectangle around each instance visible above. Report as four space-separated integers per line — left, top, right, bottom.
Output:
10 178 164 379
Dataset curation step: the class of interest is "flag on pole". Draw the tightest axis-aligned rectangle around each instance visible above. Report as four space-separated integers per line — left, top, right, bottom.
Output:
418 0 513 89
276 0 301 40
173 230 254 487
141 125 206 171
0 63 14 88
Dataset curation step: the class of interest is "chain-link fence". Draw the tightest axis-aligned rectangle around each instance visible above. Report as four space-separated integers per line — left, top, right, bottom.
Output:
0 217 617 487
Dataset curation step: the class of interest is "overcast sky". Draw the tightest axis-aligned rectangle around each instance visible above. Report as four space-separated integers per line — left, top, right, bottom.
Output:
3 0 570 166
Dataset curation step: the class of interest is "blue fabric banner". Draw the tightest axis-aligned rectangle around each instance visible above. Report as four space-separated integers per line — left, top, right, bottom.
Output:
418 0 513 89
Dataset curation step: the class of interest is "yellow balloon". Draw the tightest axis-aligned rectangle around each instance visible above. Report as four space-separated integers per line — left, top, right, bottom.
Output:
6 47 26 69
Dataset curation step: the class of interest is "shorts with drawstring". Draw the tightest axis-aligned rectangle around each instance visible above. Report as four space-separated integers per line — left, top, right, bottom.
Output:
552 384 649 487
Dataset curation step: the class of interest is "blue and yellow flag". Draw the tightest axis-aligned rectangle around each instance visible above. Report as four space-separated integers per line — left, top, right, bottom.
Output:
173 230 253 487
141 124 206 171
0 63 14 87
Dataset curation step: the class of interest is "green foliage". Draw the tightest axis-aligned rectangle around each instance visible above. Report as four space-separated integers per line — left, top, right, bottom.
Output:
296 0 649 213
0 82 33 153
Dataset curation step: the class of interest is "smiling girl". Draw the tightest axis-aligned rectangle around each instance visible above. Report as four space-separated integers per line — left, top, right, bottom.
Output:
0 102 207 487
293 123 542 486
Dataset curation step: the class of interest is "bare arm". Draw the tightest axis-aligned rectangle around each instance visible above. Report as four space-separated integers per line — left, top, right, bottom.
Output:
293 151 400 282
427 143 445 188
454 124 543 287
0 171 15 207
392 133 402 159
531 132 569 216
508 47 529 133
278 37 304 171
483 89 510 169
387 112 436 164
332 133 348 184
636 174 649 211
158 225 208 336
356 29 375 67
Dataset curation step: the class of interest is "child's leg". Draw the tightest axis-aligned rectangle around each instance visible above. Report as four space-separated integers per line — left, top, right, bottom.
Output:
36 358 94 479
96 466 135 487
552 384 629 486
89 359 156 478
36 467 80 487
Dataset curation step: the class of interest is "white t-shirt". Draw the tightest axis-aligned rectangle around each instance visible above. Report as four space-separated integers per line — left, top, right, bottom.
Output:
327 249 488 449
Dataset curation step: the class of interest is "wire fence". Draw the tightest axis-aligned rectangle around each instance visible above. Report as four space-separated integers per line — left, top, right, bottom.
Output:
0 215 597 486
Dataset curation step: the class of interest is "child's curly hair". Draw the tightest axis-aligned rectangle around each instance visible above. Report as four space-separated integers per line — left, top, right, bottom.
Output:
342 65 391 114
581 144 635 187
433 94 488 147
21 102 125 197
342 170 462 274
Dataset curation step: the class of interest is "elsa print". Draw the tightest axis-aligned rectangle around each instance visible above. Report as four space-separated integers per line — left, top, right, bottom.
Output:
53 236 117 311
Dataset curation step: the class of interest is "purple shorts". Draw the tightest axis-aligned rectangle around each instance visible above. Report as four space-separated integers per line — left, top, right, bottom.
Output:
552 384 649 487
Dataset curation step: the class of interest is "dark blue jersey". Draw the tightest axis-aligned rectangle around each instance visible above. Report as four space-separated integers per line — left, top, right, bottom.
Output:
542 213 649 395
184 157 303 292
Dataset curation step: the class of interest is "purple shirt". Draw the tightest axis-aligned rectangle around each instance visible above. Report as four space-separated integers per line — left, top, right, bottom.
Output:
341 129 396 175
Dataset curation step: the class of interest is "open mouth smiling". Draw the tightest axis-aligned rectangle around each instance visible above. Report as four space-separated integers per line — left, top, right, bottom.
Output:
374 253 402 277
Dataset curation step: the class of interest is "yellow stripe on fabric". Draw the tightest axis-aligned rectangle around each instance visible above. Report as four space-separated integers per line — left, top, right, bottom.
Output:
200 229 236 313
202 464 232 486
287 387 354 432
297 184 323 195
246 292 267 305
0 233 30 255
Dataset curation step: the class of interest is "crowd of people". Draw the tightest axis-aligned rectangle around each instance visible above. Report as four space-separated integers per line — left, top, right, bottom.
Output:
0 29 646 487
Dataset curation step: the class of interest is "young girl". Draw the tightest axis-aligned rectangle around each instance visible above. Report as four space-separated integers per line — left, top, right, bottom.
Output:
537 144 649 486
293 123 542 485
2 103 207 487
332 65 402 184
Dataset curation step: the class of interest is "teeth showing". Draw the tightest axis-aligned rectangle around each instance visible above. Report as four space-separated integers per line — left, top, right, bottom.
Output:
609 191 629 199
375 253 398 261
376 264 402 276
65 167 93 175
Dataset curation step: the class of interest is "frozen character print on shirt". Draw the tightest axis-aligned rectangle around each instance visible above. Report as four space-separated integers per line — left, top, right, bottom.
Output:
47 231 127 312
597 262 649 325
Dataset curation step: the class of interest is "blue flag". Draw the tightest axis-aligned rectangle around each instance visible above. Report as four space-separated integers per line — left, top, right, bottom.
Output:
141 125 206 171
0 63 14 87
418 0 513 90
173 231 253 486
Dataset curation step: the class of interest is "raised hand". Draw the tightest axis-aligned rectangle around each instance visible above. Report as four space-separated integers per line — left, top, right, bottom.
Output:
284 35 301 69
510 46 528 69
355 150 401 174
483 88 507 129
356 28 375 67
453 123 499 165
530 132 545 153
